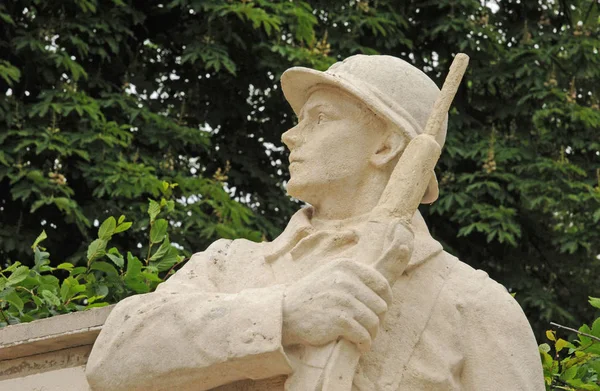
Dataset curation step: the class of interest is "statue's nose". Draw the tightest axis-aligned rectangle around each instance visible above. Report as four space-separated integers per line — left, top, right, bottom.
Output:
281 124 303 149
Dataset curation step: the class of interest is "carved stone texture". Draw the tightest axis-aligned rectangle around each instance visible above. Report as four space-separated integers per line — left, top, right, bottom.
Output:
0 305 114 390
85 55 545 391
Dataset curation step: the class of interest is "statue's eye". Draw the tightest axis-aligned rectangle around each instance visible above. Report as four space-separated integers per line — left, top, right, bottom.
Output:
317 113 325 124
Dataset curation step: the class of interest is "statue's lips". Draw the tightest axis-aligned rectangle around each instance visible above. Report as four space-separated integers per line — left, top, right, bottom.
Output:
289 154 303 164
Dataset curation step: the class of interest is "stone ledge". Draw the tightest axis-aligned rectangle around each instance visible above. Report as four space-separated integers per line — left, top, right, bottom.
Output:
0 305 114 361
0 345 92 381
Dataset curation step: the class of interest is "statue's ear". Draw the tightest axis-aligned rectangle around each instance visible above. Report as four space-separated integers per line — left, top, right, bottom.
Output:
370 130 407 169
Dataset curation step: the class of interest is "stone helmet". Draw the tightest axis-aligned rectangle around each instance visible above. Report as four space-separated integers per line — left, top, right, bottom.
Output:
281 54 446 204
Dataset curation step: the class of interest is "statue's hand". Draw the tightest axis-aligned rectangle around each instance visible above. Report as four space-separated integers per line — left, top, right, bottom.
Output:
282 258 392 352
365 218 414 283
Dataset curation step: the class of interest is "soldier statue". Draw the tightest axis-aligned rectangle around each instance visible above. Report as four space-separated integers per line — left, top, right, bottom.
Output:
86 55 544 391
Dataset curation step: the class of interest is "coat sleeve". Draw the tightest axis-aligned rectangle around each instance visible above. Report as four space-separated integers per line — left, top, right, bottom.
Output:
459 279 545 391
85 239 293 391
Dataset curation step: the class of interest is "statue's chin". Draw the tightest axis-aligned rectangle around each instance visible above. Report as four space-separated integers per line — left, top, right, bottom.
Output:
286 180 315 204
286 181 304 200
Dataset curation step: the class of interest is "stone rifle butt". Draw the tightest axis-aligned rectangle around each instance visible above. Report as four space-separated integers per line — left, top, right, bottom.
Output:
374 133 442 221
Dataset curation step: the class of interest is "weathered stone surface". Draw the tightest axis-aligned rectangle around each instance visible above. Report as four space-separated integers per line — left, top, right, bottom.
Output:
0 305 113 361
78 54 546 390
0 306 113 390
1 365 90 390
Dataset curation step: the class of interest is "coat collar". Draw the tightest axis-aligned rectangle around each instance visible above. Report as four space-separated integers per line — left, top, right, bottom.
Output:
263 206 443 273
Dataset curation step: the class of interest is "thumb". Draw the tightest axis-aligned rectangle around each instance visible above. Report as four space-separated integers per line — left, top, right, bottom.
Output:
374 236 413 283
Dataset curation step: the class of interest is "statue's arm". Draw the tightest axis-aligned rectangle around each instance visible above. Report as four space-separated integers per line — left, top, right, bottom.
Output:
459 280 545 390
85 239 292 391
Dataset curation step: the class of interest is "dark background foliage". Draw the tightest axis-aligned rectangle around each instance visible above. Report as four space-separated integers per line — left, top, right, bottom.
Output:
1 0 599 338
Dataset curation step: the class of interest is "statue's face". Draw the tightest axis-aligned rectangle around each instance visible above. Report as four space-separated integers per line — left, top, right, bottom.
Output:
282 87 384 204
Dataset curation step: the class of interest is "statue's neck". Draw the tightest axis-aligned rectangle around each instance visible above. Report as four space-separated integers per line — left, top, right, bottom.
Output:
309 171 388 221
310 210 370 231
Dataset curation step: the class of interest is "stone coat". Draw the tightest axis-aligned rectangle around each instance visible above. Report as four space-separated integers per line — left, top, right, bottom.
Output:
86 208 544 391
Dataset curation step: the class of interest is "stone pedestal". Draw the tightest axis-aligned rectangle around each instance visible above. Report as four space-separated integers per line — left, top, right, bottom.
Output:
0 306 113 391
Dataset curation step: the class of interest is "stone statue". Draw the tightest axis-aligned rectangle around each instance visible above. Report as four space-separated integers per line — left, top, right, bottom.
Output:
85 54 544 391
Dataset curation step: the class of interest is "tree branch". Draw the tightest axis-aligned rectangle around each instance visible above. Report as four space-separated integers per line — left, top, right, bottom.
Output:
550 321 600 344
0 306 10 325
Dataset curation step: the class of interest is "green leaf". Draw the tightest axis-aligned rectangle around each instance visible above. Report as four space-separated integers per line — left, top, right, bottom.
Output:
590 297 600 309
87 239 107 262
31 230 47 249
108 247 121 256
69 294 87 302
150 219 168 243
56 263 74 271
125 252 142 278
6 266 30 287
151 246 184 272
0 60 20 85
105 252 124 269
98 217 116 240
0 287 14 299
539 343 551 354
90 261 119 276
5 291 24 312
592 209 600 224
34 248 50 269
118 215 126 224
32 295 43 308
561 364 578 381
39 275 60 289
591 317 600 338
148 199 161 223
125 278 149 293
124 252 148 293
86 295 105 305
578 324 594 346
149 236 171 261
19 274 40 290
20 314 35 323
0 12 15 26
3 262 22 273
85 302 109 309
60 277 86 302
555 338 569 353
142 271 162 282
94 285 109 298
41 290 61 307
71 267 87 276
114 221 132 234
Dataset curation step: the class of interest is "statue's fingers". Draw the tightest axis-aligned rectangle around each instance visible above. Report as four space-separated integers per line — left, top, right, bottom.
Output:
338 314 372 353
374 240 412 283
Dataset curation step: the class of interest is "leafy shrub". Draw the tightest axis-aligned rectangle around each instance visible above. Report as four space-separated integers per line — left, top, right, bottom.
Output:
540 298 600 390
0 185 186 327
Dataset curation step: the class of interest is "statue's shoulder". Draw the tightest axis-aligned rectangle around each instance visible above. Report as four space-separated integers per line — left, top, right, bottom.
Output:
181 238 272 293
435 252 525 322
429 252 540 372
442 252 495 294
189 237 263 262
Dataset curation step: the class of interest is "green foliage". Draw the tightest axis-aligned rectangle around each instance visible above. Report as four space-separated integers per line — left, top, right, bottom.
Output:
0 197 185 327
418 0 600 335
0 0 271 270
0 0 598 339
540 298 600 390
